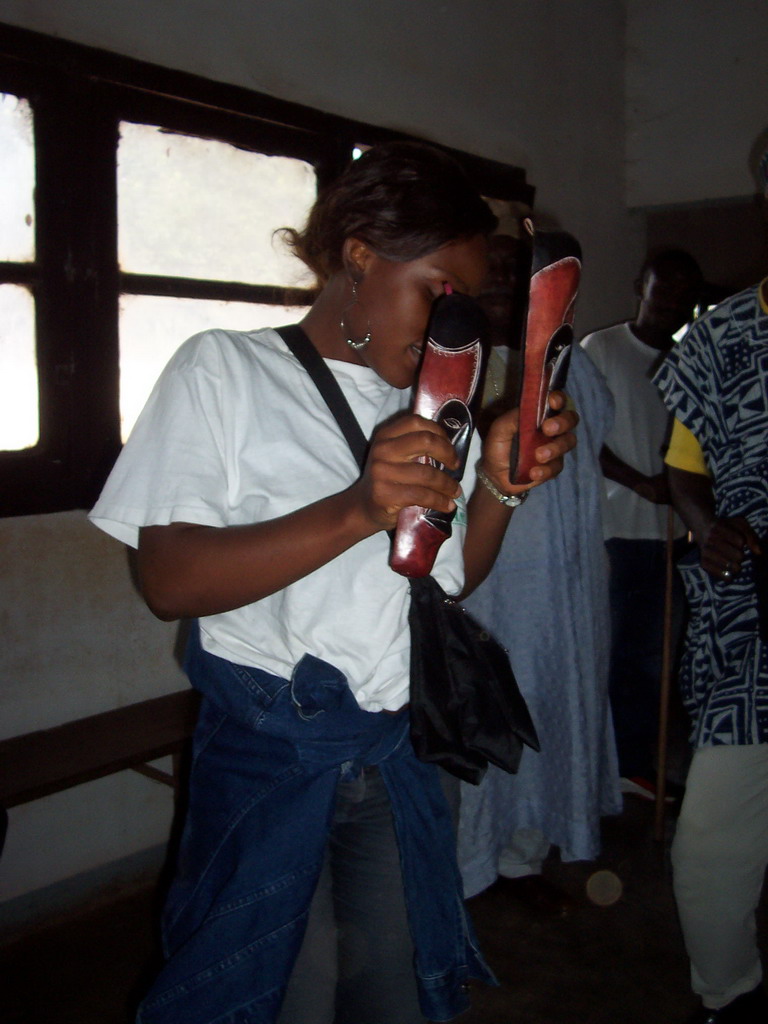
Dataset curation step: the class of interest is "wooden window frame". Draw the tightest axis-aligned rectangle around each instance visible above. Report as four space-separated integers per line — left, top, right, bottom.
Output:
0 22 533 517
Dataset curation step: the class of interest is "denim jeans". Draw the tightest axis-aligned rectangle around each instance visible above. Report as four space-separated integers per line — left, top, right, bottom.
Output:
136 625 493 1024
277 765 425 1024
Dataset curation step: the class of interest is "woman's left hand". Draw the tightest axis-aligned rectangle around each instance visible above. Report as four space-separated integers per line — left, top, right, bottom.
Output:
479 391 578 498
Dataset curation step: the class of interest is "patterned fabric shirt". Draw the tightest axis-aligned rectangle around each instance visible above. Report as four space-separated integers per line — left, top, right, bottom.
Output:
654 283 768 747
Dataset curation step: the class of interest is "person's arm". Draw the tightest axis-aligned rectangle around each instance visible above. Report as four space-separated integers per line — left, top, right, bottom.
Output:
667 466 761 580
581 334 669 503
138 414 463 620
664 416 761 579
599 444 670 504
459 392 578 597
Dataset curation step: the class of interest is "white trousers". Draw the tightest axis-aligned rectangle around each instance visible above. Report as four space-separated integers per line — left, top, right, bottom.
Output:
672 744 768 1009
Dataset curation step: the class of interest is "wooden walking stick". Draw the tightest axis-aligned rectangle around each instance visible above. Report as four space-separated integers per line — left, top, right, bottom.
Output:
654 505 676 841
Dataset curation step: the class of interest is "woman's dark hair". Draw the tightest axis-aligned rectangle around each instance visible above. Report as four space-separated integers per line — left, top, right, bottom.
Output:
284 141 498 284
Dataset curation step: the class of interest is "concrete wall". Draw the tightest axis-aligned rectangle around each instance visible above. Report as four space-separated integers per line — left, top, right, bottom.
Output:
626 0 768 207
1 511 186 907
0 0 765 916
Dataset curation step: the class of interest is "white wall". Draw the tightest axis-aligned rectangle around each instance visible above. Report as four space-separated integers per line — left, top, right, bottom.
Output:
2 0 760 913
0 512 186 903
626 0 768 206
2 512 186 735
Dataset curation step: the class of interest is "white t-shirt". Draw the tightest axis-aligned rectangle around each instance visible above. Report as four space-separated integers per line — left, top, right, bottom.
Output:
581 322 682 541
90 327 477 712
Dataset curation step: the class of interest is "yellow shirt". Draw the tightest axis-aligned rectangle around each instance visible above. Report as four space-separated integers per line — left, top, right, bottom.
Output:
665 418 709 476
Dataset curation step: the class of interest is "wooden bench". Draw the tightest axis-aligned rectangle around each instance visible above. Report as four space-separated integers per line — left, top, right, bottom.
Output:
0 689 200 809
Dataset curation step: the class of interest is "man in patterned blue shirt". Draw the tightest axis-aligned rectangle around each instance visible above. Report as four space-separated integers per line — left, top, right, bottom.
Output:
654 136 768 1024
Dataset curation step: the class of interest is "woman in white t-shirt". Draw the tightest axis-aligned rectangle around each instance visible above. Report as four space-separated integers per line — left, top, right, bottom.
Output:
91 142 577 1024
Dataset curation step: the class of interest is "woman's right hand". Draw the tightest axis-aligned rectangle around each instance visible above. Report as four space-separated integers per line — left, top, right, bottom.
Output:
137 414 461 620
352 414 462 531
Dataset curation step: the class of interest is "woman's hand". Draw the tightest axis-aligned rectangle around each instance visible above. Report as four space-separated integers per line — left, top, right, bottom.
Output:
459 392 578 597
350 413 461 531
479 391 579 498
138 413 463 620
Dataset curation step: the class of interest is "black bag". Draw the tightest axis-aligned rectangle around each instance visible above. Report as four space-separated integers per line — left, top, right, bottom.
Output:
408 574 538 784
276 325 539 785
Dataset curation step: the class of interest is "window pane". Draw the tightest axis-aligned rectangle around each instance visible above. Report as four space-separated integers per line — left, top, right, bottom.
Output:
0 285 38 450
118 123 316 288
119 294 310 440
0 93 35 262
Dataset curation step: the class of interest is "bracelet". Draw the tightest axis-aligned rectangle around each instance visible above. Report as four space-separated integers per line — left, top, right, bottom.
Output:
476 465 529 508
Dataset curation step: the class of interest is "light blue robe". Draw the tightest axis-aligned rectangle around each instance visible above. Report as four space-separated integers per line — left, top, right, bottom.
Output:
458 344 622 897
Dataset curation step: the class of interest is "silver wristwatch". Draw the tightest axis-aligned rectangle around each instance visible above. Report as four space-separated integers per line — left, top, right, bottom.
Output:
476 466 529 508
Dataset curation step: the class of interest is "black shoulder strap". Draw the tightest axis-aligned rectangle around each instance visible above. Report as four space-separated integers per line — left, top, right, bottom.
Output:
275 324 368 471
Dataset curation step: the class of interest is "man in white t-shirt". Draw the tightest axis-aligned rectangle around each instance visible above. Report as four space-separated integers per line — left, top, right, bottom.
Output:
582 249 702 797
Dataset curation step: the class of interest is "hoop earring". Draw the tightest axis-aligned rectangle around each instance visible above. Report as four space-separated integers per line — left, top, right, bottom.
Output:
340 280 372 351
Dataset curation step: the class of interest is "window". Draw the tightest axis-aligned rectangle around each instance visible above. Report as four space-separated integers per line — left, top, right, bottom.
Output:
0 93 37 451
0 34 332 516
116 124 316 438
0 23 532 517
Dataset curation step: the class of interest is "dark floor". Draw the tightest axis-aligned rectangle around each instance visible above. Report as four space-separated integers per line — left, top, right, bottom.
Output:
7 792 762 1024
461 797 695 1024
